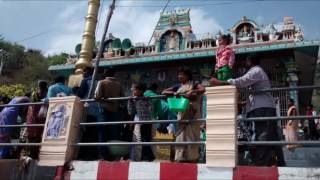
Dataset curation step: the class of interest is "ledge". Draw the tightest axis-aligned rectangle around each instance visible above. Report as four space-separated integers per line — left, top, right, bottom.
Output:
49 40 320 71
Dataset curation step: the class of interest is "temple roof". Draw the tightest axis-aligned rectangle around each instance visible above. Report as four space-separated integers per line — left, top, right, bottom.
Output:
49 40 320 72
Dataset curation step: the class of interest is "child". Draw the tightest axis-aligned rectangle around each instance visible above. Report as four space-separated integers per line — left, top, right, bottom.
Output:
128 83 155 161
215 34 235 80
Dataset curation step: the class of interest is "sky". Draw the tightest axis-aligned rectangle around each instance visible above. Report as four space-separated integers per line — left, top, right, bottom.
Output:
0 0 320 56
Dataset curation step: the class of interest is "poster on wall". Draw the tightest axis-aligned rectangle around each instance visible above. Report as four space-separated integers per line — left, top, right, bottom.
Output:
44 103 71 141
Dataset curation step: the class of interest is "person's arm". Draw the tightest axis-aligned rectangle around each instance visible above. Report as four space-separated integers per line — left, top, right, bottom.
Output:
94 81 102 100
210 77 229 86
162 87 175 96
127 99 136 116
193 83 205 95
186 83 206 98
228 67 260 88
215 53 219 71
228 49 235 68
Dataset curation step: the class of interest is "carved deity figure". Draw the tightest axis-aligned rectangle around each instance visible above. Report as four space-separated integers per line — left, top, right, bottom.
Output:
238 25 254 43
294 27 303 41
166 32 180 52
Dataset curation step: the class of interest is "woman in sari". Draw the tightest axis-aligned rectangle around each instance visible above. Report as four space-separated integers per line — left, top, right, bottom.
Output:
162 67 205 162
284 99 299 151
26 80 48 159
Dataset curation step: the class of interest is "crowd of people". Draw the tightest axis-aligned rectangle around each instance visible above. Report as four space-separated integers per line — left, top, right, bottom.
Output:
0 34 320 167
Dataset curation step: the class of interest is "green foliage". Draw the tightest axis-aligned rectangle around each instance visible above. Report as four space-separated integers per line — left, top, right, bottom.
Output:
0 36 54 88
13 50 52 86
0 84 26 99
47 53 68 66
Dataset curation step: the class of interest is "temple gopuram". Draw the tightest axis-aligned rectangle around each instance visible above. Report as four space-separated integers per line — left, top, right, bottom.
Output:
49 9 320 115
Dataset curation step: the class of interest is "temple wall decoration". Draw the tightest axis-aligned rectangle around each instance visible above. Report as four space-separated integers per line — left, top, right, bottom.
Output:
66 12 305 60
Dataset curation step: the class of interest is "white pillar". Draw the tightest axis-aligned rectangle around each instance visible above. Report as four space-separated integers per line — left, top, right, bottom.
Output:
206 86 238 167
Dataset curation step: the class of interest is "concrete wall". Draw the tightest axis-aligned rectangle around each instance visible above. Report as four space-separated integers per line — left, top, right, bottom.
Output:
0 160 56 180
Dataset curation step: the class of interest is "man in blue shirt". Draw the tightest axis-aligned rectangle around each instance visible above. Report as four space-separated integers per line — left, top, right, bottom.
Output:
47 76 73 98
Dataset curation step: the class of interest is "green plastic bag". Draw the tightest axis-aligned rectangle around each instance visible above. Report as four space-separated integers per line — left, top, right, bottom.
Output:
167 96 190 112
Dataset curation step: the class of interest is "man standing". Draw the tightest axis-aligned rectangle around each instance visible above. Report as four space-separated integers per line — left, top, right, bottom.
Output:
77 66 103 160
95 67 123 159
211 54 285 166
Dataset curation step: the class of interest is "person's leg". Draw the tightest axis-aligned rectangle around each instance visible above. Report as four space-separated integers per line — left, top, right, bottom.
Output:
309 120 319 140
254 121 273 166
105 111 121 141
141 124 155 161
174 123 186 162
132 124 142 161
248 108 274 166
85 115 98 160
97 109 106 159
185 122 200 162
265 108 285 166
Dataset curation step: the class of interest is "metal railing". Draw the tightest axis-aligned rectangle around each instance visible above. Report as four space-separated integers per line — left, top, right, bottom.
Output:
1 85 320 162
0 94 203 148
237 85 320 147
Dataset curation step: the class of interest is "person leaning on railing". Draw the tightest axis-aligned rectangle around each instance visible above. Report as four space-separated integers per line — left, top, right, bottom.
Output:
0 96 30 159
210 54 286 166
162 67 205 163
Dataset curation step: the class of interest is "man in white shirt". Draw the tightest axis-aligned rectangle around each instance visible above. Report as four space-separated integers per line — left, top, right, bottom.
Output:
211 54 285 166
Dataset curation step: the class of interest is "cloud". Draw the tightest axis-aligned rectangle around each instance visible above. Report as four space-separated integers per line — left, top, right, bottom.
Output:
46 4 222 55
255 15 265 25
190 8 224 37
57 2 86 20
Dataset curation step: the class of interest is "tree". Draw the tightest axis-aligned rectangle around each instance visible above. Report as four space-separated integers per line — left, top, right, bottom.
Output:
0 37 53 88
47 53 68 66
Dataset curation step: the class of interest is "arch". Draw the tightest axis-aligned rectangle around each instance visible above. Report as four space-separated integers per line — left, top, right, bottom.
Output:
159 30 183 52
230 17 259 32
157 27 185 40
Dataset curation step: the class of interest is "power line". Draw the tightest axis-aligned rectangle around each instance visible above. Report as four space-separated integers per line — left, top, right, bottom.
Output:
16 17 84 43
2 0 319 1
116 1 256 7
